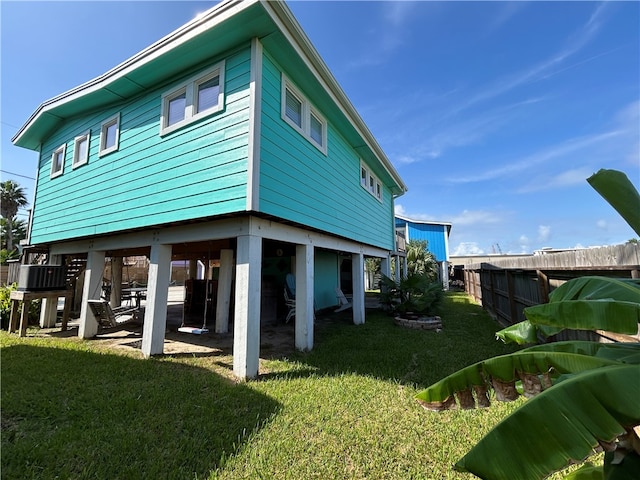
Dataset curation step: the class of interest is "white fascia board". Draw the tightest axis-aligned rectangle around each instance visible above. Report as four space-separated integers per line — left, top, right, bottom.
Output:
262 0 407 195
12 0 256 147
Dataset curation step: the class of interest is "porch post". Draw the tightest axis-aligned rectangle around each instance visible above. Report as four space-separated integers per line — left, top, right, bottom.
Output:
141 244 172 357
110 256 123 307
380 256 390 282
233 235 262 379
40 255 62 328
351 252 365 325
215 248 234 333
295 243 314 351
79 250 106 338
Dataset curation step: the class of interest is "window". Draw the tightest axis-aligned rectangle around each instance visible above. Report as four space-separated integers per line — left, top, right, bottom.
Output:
160 61 225 135
73 131 91 168
51 144 66 178
281 75 327 154
99 113 120 156
360 161 383 202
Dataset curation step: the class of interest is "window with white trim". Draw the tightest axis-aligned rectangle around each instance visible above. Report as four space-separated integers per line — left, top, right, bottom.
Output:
160 61 225 135
99 113 120 156
73 131 91 168
360 161 383 202
51 144 66 178
281 75 327 154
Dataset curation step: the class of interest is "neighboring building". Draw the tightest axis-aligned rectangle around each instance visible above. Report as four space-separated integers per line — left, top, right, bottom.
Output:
395 215 451 288
12 0 407 379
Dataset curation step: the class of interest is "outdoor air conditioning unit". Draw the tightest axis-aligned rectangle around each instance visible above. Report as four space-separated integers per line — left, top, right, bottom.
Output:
17 265 67 291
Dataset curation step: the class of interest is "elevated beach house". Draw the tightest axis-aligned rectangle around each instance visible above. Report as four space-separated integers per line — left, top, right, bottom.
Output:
12 0 407 378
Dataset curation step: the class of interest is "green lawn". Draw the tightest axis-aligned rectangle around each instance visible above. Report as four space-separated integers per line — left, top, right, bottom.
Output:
2 292 522 479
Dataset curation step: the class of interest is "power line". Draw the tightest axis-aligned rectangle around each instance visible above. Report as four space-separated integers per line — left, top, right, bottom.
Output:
0 170 35 181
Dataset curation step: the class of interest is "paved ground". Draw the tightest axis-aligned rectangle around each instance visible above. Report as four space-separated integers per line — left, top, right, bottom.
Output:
40 287 380 361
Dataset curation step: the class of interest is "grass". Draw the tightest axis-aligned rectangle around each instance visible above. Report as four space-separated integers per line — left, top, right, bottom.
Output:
2 292 522 479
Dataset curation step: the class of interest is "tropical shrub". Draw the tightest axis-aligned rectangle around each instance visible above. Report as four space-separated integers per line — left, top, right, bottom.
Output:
0 283 42 330
379 273 443 316
415 169 640 480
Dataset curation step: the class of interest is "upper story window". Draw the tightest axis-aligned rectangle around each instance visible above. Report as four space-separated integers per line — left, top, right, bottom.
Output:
360 161 382 202
281 74 327 154
99 113 120 157
51 144 66 178
73 131 91 168
160 61 225 136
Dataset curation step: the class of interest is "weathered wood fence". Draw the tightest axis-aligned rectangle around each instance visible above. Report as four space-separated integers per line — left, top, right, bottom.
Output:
463 244 640 339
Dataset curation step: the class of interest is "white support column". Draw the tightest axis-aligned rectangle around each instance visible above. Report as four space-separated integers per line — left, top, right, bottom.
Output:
233 235 262 380
141 244 172 357
380 256 390 281
110 257 123 307
79 250 106 339
351 252 365 325
295 243 314 351
216 249 234 333
40 255 62 328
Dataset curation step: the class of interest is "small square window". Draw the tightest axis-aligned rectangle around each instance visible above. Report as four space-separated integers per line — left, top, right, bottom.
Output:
160 61 225 136
99 113 120 156
73 131 90 168
310 112 324 147
361 167 368 187
167 91 187 127
360 161 383 203
285 88 303 129
51 144 66 178
196 76 220 114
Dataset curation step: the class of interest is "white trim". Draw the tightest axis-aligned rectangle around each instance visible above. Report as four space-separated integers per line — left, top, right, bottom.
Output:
281 74 327 155
48 215 391 258
159 60 225 136
99 113 120 157
72 130 91 168
50 143 66 178
359 160 382 203
247 37 263 211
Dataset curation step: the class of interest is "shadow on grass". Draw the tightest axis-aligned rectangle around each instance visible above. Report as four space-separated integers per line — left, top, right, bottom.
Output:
274 292 519 389
1 340 280 480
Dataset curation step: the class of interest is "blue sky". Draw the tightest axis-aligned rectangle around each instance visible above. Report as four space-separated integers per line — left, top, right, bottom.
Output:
1 1 638 255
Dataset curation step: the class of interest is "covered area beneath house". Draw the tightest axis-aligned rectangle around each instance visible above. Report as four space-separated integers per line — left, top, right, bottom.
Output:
49 215 393 379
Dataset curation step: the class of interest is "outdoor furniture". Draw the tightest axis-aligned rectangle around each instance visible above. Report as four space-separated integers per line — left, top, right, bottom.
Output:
122 287 147 308
284 273 296 323
334 287 353 312
8 289 73 337
87 299 139 329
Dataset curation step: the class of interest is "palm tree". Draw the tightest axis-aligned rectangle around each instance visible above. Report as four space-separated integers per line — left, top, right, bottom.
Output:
1 180 28 252
405 240 438 280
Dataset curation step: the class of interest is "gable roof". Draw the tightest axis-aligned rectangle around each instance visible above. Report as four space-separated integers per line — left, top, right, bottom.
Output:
13 0 407 195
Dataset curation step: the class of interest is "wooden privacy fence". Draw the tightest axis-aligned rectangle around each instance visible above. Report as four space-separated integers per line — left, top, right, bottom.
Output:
463 244 640 336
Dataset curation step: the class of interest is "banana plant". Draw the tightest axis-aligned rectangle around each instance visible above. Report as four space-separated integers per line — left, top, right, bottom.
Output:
415 169 640 480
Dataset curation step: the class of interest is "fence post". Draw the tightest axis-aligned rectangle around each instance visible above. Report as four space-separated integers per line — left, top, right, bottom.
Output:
536 270 549 304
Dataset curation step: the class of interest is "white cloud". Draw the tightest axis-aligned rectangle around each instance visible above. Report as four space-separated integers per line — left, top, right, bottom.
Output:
596 219 608 229
453 242 485 256
538 225 551 242
452 209 503 226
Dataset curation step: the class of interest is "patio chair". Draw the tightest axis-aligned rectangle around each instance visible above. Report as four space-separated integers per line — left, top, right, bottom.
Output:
88 299 139 329
284 273 296 323
334 287 353 312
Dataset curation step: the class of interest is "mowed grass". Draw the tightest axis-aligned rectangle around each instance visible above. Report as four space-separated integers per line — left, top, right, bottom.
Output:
2 292 522 479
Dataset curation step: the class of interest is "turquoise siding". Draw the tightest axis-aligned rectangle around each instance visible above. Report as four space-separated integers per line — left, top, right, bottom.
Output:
396 219 449 262
259 52 396 251
30 48 252 244
314 250 339 309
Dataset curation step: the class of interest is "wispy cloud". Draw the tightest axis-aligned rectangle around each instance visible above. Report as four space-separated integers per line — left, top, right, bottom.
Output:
447 2 609 117
347 2 421 69
448 129 625 184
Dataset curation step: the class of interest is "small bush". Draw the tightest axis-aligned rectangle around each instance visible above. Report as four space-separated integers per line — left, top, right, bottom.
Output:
379 273 444 316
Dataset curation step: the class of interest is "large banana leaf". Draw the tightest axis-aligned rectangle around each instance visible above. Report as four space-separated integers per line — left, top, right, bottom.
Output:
415 346 628 410
587 169 640 236
511 277 640 341
453 364 640 480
